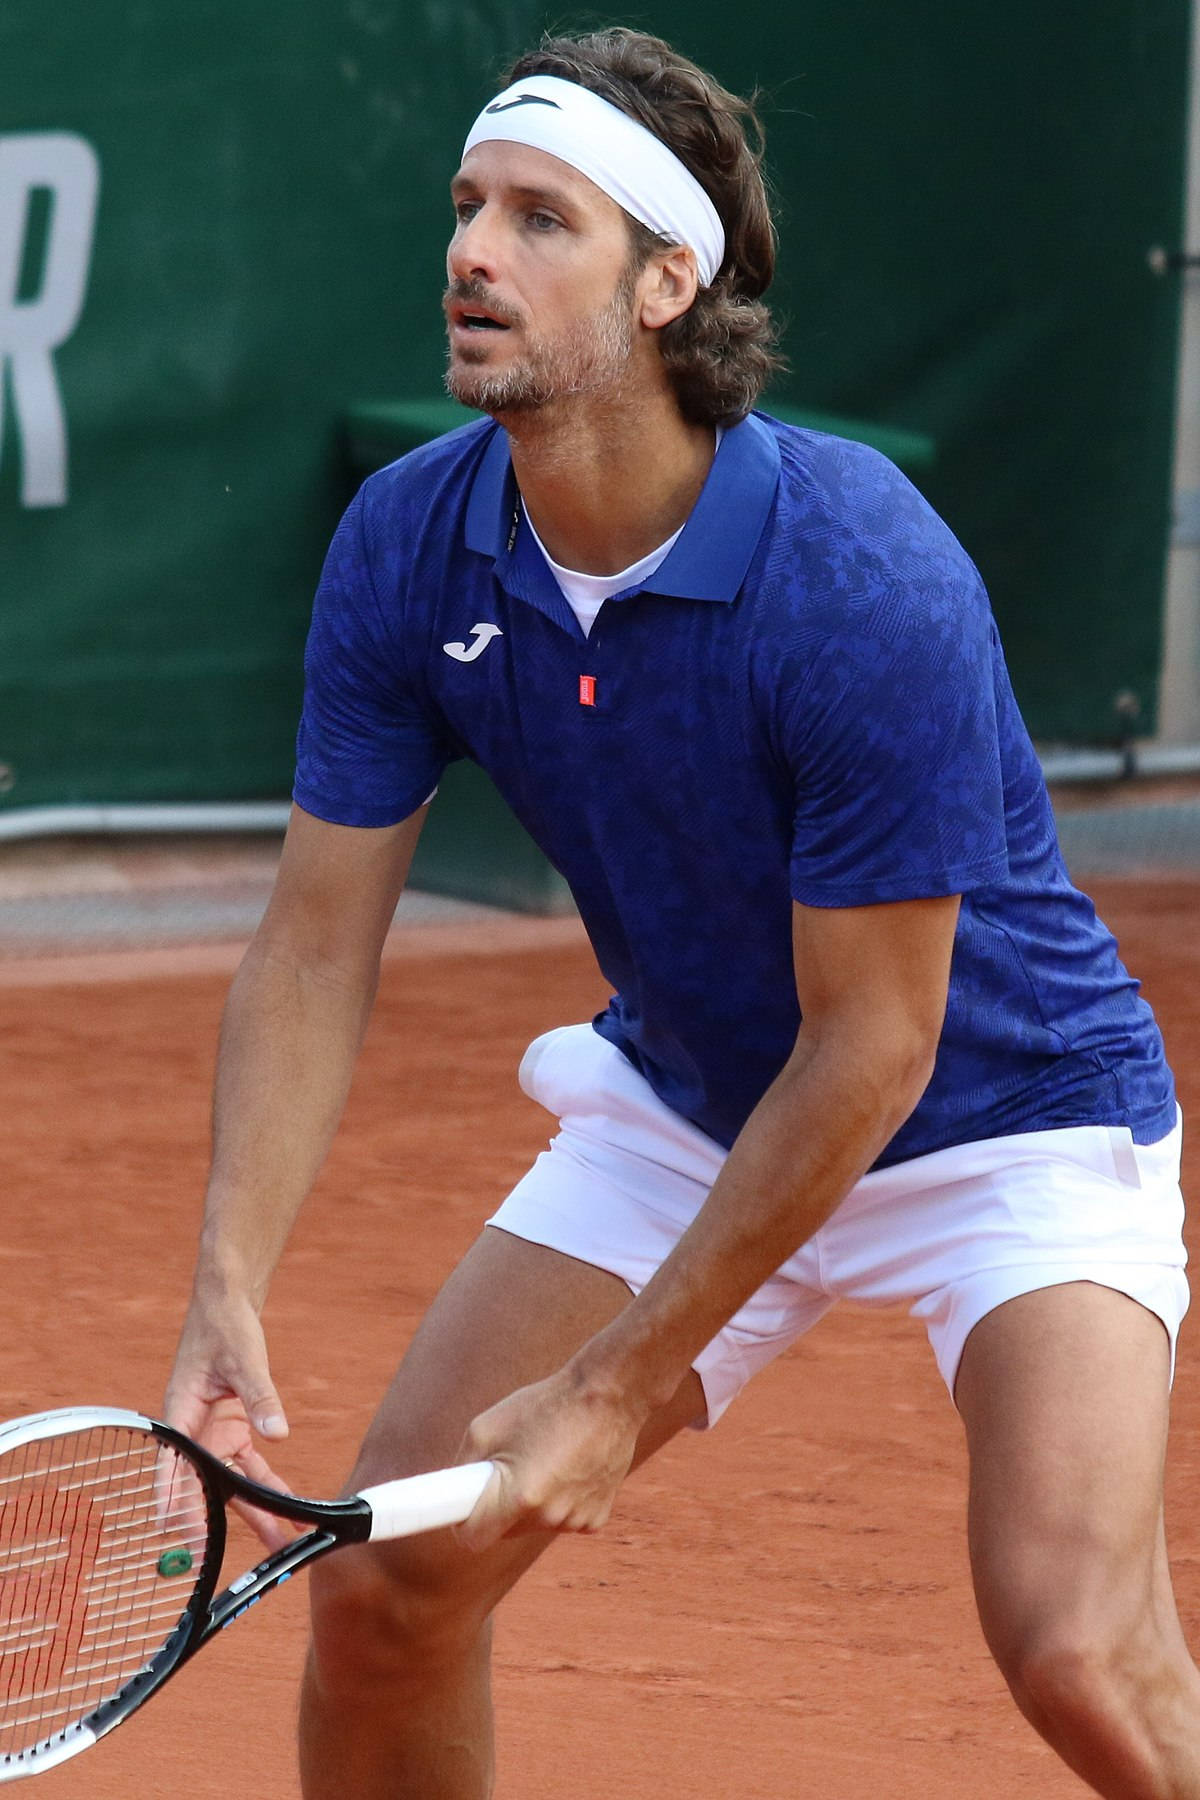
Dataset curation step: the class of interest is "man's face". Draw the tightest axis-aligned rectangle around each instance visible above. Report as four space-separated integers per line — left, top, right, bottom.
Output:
444 141 643 414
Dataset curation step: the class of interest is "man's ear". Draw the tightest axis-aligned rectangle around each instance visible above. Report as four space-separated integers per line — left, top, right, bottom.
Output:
638 245 700 330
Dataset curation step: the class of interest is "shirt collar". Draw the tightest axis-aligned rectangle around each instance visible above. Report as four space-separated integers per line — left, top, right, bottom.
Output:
464 411 781 608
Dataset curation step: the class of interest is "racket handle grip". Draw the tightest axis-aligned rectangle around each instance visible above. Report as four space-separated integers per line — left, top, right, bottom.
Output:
360 1462 495 1541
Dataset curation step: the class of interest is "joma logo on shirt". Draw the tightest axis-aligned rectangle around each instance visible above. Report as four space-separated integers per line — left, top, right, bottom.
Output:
442 623 503 662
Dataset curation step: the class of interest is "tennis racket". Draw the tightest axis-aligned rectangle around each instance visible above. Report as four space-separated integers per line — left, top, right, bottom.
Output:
0 1405 493 1780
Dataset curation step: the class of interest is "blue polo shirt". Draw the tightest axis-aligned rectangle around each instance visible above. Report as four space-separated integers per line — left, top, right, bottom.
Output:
294 412 1175 1167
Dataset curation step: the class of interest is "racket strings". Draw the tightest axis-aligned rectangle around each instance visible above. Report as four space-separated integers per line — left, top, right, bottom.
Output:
0 1427 209 1756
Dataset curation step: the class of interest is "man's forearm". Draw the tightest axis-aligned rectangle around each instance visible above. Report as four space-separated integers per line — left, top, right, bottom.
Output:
569 1025 935 1419
195 934 378 1307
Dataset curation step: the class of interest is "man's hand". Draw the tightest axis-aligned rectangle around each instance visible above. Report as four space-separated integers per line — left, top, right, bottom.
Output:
163 1284 294 1549
455 1365 647 1552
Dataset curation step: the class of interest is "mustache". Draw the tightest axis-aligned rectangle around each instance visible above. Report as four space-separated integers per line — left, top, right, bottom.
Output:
442 278 523 329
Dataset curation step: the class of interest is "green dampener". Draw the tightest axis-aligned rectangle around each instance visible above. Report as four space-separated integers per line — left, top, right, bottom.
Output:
157 1547 194 1578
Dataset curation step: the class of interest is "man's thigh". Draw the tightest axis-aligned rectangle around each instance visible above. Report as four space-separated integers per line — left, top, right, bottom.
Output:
955 1281 1179 1664
307 1229 705 1636
349 1225 706 1489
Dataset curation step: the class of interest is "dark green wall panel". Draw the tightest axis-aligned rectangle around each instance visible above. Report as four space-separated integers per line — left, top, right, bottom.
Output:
0 2 1189 835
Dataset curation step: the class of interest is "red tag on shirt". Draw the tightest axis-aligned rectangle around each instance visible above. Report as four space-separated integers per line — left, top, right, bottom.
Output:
579 675 597 707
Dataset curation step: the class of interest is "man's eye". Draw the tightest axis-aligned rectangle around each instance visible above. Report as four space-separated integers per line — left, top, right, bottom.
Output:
528 211 560 231
455 201 480 223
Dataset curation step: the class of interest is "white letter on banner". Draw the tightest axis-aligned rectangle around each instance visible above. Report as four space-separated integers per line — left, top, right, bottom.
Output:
0 133 100 508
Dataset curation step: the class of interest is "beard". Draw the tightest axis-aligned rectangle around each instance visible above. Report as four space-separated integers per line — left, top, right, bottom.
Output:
444 264 639 415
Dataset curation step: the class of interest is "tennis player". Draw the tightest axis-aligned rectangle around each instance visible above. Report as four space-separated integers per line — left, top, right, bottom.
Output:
164 27 1198 1799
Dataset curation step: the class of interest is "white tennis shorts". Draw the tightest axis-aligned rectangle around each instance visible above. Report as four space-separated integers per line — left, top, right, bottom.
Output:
488 1023 1189 1426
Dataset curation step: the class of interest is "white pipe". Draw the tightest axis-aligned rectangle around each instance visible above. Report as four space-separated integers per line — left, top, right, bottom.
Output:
1 741 1199 848
0 802 291 843
1038 744 1200 783
1038 750 1129 782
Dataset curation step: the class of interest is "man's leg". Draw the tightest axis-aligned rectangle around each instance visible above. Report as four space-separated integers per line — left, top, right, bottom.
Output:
956 1281 1200 1798
298 1226 705 1800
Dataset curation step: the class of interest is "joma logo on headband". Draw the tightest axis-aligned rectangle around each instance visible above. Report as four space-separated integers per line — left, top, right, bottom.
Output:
484 94 562 113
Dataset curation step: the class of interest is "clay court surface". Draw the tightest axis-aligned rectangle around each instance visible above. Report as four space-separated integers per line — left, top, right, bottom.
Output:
3 875 1199 1797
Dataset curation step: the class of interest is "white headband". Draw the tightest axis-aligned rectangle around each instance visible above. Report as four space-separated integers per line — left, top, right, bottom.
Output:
462 74 726 288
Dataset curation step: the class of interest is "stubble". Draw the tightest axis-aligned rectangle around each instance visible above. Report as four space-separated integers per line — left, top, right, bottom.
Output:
444 264 640 416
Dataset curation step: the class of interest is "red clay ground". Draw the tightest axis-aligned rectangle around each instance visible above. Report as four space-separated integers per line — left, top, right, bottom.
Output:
2 876 1198 1798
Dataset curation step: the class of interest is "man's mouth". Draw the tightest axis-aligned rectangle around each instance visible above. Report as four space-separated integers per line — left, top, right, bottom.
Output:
447 293 516 334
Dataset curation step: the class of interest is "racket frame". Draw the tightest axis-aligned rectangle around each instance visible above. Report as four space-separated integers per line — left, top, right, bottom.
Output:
0 1406 416 1781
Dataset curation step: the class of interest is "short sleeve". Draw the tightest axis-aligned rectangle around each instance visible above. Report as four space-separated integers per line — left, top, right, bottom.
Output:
779 578 1012 908
292 486 453 827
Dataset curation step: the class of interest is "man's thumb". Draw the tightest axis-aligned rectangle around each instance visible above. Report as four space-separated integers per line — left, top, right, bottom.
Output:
241 1376 288 1440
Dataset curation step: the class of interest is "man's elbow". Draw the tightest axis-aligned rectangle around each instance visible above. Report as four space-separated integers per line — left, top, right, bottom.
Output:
875 1017 942 1130
902 1031 940 1108
239 913 381 1005
798 1009 942 1135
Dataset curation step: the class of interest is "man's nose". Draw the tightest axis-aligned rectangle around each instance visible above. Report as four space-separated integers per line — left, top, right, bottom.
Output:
448 207 503 286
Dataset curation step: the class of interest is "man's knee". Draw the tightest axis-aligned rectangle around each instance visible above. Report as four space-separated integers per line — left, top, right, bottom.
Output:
307 1533 495 1697
987 1595 1170 1745
998 1619 1126 1732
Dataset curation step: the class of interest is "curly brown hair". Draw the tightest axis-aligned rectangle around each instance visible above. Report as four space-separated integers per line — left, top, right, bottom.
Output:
501 28 785 427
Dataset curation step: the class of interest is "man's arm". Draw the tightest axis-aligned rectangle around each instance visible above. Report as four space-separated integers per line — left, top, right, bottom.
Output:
163 802 426 1530
459 890 961 1546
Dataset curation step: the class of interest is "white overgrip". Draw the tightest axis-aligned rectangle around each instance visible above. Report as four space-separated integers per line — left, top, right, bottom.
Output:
360 1462 495 1541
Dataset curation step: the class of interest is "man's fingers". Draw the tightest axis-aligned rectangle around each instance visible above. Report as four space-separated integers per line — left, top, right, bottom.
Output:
456 1464 517 1553
454 1371 636 1551
180 1363 289 1446
231 1440 293 1494
456 1465 611 1552
162 1302 295 1553
220 1442 296 1550
165 1294 289 1443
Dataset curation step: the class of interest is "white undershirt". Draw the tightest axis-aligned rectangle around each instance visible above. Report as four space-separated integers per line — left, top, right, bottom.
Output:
523 428 723 636
523 506 682 636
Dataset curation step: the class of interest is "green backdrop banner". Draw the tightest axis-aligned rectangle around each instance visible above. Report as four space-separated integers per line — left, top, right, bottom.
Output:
0 2 1190 819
